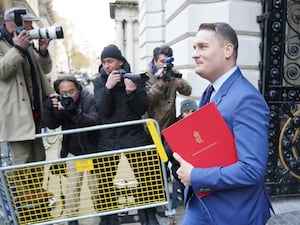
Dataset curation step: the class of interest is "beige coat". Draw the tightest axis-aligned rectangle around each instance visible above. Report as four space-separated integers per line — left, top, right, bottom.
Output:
145 70 192 130
0 35 53 141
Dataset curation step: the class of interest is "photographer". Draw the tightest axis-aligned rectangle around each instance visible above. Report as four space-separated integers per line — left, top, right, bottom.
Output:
145 45 192 131
94 44 159 225
143 45 192 217
42 75 101 225
0 7 53 203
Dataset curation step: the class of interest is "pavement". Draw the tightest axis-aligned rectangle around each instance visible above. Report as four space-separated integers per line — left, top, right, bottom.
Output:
266 197 300 225
1 138 300 225
157 197 300 225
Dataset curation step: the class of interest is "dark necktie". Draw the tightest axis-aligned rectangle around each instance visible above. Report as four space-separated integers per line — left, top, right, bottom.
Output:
199 84 214 107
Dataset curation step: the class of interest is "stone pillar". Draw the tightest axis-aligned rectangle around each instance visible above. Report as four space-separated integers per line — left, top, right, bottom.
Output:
125 19 135 68
116 19 124 52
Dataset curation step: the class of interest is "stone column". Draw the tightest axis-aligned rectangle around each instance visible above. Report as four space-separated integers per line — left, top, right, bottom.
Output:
125 19 135 68
116 19 124 52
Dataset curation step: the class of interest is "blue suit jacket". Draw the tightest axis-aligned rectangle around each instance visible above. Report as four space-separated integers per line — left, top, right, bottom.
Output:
183 68 272 225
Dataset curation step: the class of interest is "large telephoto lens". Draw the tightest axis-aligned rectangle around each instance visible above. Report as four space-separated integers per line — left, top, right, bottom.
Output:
28 25 64 39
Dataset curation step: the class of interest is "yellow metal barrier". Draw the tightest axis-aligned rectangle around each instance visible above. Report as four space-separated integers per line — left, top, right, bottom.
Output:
0 119 175 225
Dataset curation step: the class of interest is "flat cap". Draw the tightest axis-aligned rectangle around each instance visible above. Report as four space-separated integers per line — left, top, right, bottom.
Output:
4 7 39 21
22 12 39 21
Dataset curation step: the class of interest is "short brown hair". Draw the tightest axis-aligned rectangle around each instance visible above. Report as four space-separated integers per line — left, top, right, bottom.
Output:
198 22 238 60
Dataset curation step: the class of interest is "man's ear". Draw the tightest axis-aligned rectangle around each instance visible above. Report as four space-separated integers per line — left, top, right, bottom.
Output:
224 43 234 59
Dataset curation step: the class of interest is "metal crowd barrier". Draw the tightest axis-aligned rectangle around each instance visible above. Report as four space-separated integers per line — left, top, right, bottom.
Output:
0 119 176 225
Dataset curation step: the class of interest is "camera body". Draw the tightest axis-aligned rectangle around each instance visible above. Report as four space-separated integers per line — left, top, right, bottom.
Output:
14 9 27 35
160 57 182 80
118 69 149 84
57 94 74 110
13 9 64 39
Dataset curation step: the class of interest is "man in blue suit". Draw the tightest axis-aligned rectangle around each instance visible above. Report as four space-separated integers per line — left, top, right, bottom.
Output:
173 22 273 225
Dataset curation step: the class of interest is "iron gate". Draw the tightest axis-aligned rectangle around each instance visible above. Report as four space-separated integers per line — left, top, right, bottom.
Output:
258 0 300 197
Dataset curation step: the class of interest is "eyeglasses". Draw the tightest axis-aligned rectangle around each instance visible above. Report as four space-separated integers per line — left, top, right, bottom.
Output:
60 88 77 96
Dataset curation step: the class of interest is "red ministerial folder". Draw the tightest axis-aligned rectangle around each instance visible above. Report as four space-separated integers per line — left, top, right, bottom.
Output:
161 102 238 197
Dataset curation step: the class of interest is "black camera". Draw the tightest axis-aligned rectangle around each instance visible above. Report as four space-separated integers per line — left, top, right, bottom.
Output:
158 56 182 80
14 9 27 35
58 94 74 110
118 69 149 84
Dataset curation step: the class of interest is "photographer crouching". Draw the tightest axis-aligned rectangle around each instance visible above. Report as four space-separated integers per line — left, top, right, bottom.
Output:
42 76 101 225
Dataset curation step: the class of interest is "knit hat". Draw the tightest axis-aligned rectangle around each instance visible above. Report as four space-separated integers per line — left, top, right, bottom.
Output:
4 7 39 22
101 44 123 61
180 99 197 114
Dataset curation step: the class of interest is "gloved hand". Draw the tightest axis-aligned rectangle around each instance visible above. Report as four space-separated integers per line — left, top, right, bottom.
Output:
43 97 54 110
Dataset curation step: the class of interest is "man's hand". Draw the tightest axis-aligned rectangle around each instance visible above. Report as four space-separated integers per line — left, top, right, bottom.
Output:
154 67 164 79
173 152 194 186
105 70 121 89
39 39 51 54
171 78 183 89
44 93 62 110
13 30 30 49
49 93 64 110
124 78 137 94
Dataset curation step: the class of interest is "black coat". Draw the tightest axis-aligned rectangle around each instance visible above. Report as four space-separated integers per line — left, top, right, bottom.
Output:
94 65 152 151
42 90 101 157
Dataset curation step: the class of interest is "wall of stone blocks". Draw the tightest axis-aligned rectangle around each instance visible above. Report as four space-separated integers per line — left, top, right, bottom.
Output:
138 0 263 112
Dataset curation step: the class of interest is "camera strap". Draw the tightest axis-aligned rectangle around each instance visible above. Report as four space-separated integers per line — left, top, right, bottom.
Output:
25 48 40 111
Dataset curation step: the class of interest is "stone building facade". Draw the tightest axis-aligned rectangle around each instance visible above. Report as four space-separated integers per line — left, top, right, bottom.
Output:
110 0 262 108
109 0 139 73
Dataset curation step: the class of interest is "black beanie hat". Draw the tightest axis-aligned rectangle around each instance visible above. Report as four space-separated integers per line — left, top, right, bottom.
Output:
101 44 123 61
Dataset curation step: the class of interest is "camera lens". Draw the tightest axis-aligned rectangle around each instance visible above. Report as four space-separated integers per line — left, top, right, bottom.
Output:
27 26 64 39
